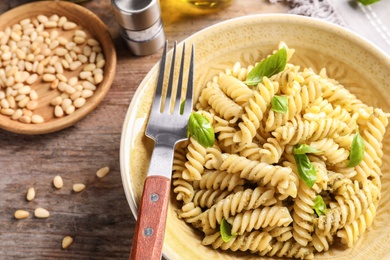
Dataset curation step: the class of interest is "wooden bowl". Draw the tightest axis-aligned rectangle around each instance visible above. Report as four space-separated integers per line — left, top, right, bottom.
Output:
0 1 116 134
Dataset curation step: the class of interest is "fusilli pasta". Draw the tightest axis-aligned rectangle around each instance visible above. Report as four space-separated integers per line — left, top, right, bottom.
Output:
171 42 389 259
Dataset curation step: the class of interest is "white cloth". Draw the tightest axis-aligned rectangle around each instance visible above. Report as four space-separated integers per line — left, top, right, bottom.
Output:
269 0 390 55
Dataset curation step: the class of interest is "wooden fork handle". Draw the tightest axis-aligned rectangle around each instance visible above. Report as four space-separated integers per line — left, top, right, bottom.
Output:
129 175 171 260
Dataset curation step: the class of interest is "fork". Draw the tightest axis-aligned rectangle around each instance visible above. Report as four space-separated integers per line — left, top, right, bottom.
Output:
129 41 194 260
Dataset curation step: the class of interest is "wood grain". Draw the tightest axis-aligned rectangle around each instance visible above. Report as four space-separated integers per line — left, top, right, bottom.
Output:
0 0 289 259
130 176 170 260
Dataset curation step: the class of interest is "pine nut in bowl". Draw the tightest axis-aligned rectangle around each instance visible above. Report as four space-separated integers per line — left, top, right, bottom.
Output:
0 1 116 134
120 14 390 260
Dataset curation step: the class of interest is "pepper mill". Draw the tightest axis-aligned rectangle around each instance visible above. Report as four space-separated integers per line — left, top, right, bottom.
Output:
111 0 165 56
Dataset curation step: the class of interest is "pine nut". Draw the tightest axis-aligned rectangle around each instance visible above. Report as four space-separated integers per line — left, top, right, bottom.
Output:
82 81 96 91
58 16 67 27
75 30 87 38
51 96 63 106
73 36 85 45
65 105 75 115
26 187 35 201
26 100 38 110
14 210 30 219
81 89 93 98
83 63 96 72
37 15 49 24
18 96 30 108
70 91 81 101
43 73 56 82
30 90 38 100
56 73 67 82
7 96 16 108
18 86 31 95
53 175 63 189
1 98 9 109
65 85 76 95
19 115 31 123
44 21 57 29
94 73 103 84
54 105 64 117
61 98 72 110
69 61 81 71
63 21 77 30
26 73 38 84
31 114 44 124
51 78 59 89
1 108 14 116
49 14 59 22
87 38 99 46
96 59 105 69
73 183 86 192
79 71 91 79
62 236 73 249
11 109 23 120
68 77 78 86
73 97 86 108
34 207 50 218
96 166 110 178
55 47 67 56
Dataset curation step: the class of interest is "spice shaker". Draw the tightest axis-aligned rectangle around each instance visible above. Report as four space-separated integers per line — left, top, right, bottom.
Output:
111 0 165 56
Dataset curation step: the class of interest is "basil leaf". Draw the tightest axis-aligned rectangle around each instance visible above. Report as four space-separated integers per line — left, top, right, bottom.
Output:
271 95 288 114
187 112 215 148
180 100 185 115
293 153 316 188
293 144 323 155
357 0 380 5
220 218 235 242
313 195 327 217
347 127 365 167
244 48 287 86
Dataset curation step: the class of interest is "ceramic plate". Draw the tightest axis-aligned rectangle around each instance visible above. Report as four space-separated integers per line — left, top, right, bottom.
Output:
120 14 390 260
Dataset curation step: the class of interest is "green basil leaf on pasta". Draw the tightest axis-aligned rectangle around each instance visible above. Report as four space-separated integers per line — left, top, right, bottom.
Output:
357 0 380 5
293 144 323 155
220 218 235 242
313 195 327 217
347 127 365 167
271 95 288 114
293 153 317 188
180 100 185 115
187 112 215 148
244 48 287 86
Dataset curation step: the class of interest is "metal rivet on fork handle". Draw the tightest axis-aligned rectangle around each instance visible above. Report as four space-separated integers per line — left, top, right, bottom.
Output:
150 193 159 202
144 227 153 237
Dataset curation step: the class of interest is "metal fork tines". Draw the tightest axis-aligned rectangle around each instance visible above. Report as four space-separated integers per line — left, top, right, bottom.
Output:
146 41 194 176
129 41 194 260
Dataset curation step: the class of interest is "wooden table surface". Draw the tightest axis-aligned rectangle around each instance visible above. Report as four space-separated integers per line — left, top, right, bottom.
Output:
0 0 289 259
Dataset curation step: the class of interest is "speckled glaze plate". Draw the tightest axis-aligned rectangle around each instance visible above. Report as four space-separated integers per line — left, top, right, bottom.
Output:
120 14 390 260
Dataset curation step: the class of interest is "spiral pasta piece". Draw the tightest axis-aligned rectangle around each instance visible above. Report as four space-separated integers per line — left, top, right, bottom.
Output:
192 170 244 192
172 149 194 203
228 206 292 235
220 154 296 197
218 74 253 106
309 138 350 165
182 137 207 180
200 81 243 123
292 180 316 246
234 77 279 145
337 203 376 247
200 186 277 229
